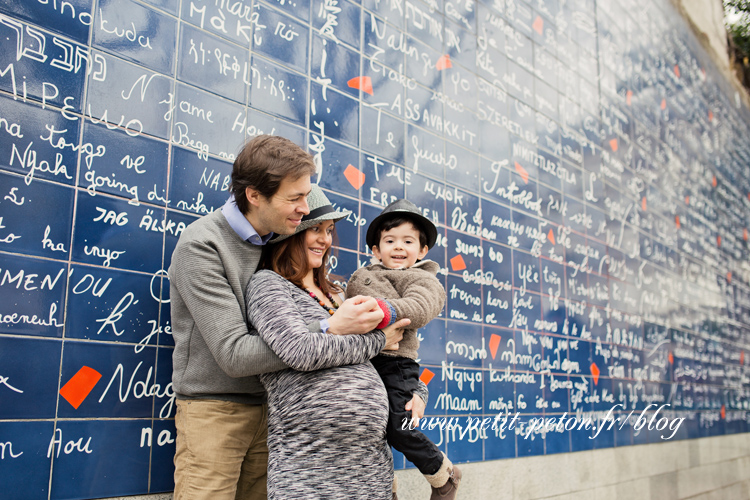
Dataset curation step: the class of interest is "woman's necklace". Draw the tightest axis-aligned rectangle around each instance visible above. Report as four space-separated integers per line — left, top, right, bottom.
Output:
303 287 339 315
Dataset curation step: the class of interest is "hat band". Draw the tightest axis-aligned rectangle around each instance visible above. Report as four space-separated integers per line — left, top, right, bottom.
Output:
303 205 336 221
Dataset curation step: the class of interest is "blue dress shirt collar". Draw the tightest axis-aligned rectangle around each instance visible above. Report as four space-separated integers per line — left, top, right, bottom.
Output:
221 195 274 245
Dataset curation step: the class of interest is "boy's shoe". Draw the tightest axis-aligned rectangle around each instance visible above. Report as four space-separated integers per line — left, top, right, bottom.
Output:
429 464 461 499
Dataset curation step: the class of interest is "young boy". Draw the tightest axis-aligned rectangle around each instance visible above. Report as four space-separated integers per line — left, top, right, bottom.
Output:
346 199 462 500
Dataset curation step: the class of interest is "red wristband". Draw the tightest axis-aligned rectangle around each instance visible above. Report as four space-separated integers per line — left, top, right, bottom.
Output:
375 299 396 330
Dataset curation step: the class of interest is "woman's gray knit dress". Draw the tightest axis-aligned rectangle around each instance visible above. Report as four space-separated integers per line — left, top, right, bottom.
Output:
246 270 393 500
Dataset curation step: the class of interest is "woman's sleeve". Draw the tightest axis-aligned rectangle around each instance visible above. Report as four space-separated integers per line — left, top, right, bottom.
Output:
415 379 429 405
247 271 386 372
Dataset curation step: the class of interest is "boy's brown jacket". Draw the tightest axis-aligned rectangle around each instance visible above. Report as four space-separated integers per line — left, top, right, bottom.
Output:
346 259 446 360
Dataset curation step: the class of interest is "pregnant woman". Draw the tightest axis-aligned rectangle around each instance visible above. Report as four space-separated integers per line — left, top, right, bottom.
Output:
245 185 423 499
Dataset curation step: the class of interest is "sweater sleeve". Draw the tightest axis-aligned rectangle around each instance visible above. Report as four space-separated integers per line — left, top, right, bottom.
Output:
415 380 429 405
169 234 286 378
387 272 447 329
246 271 387 372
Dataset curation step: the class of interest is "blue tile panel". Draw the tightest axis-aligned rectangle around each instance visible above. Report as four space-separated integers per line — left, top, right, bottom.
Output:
1 0 750 497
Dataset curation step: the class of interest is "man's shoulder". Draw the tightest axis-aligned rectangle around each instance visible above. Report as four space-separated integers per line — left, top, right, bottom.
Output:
169 212 224 278
176 210 249 252
180 210 225 239
169 210 257 276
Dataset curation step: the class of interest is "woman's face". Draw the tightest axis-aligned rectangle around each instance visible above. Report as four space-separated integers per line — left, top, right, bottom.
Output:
305 220 334 269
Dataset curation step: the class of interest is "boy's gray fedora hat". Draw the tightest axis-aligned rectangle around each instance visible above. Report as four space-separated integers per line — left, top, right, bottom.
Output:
270 185 352 243
365 199 438 250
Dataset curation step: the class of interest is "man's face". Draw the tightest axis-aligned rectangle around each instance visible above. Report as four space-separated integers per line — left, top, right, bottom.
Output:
247 175 311 236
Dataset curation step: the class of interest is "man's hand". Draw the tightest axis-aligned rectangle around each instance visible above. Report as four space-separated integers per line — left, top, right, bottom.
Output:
405 392 426 428
327 296 384 335
381 318 409 350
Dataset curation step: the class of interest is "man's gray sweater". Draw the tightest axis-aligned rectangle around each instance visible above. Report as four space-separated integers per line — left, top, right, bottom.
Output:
168 209 288 404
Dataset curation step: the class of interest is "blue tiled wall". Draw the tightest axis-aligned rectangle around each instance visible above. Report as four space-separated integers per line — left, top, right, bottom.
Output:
1 0 749 498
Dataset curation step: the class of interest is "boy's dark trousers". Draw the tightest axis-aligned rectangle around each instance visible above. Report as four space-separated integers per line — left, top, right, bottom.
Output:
371 354 444 475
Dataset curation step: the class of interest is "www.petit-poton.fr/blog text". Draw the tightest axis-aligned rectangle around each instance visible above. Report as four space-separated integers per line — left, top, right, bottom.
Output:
402 404 686 441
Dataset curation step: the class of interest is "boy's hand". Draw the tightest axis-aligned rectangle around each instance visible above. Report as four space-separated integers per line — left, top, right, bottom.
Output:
327 296 384 335
405 393 426 428
382 318 410 349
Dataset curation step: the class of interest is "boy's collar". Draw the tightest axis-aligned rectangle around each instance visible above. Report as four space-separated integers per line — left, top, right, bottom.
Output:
370 259 436 270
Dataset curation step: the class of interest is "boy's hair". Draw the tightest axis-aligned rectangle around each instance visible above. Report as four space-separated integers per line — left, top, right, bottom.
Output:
229 135 316 215
372 215 429 249
259 228 342 298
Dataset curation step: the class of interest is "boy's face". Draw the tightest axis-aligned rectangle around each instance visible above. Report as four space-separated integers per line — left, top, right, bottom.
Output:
372 222 428 269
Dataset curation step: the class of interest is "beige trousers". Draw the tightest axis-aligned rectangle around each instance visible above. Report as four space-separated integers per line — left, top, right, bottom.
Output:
174 399 268 500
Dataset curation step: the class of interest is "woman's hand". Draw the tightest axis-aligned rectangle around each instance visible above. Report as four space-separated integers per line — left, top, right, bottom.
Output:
327 296 384 334
381 318 410 350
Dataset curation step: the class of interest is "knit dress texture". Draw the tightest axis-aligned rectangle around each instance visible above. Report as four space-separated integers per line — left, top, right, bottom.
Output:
246 270 394 500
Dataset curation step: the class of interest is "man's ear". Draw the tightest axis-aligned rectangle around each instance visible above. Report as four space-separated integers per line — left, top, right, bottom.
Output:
418 245 429 260
372 245 382 261
245 186 261 208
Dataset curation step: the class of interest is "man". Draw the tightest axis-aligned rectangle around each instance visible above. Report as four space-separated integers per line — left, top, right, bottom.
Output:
168 135 405 499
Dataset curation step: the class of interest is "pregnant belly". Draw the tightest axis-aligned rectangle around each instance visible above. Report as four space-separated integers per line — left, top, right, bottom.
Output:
264 363 389 450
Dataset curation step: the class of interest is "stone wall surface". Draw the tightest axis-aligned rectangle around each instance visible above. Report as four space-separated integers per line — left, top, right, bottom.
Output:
395 433 750 499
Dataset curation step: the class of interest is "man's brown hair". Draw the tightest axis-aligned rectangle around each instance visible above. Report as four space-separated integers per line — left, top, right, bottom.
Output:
229 135 316 214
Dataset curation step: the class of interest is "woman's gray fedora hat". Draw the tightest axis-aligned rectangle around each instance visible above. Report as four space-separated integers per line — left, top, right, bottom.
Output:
365 199 438 250
270 184 352 243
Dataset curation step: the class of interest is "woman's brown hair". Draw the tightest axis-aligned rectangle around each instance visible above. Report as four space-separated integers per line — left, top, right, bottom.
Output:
259 227 342 298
